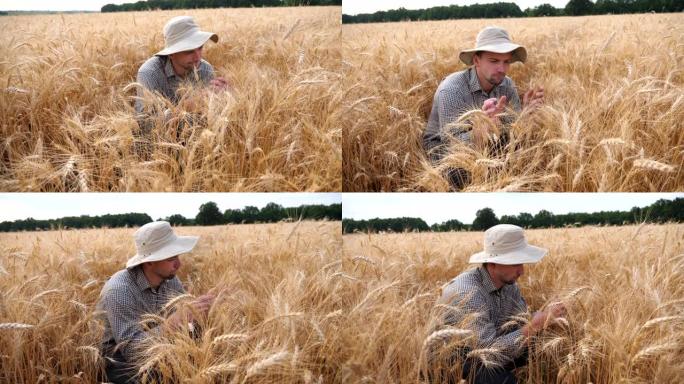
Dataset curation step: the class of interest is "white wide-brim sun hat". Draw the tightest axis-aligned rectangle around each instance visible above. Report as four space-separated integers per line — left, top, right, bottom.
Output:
156 15 218 56
459 26 527 66
126 221 199 269
469 224 547 265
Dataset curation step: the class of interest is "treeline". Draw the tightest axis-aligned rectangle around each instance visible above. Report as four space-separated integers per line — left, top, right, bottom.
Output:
0 213 153 232
342 0 683 24
101 0 340 12
342 198 683 234
0 202 341 232
189 202 341 226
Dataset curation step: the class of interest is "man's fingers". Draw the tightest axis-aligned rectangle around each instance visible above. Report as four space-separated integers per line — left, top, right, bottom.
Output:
495 96 508 111
482 97 497 111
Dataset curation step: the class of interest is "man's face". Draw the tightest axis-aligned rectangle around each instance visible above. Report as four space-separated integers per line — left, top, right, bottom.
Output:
473 51 513 87
149 255 181 280
490 263 524 286
169 46 203 75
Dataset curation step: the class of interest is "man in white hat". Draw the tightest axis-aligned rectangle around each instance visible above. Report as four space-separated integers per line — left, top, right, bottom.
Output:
423 26 545 190
135 15 228 115
96 221 216 384
432 224 565 384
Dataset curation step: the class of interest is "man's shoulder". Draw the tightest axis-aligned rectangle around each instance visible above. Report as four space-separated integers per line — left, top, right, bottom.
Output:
138 56 164 74
101 269 135 297
164 276 185 293
438 69 470 91
199 59 213 70
440 267 482 303
500 75 517 90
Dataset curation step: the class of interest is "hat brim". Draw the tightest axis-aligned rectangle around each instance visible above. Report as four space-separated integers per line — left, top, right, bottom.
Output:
459 44 527 65
155 31 218 56
126 235 199 269
468 244 547 265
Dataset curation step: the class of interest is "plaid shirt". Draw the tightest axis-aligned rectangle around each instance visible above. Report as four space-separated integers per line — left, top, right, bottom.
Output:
438 266 527 363
96 266 185 362
424 67 521 149
135 55 215 114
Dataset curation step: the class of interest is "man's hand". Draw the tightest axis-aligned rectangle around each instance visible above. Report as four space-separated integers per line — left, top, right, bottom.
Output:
473 96 507 148
209 77 230 92
482 96 508 120
524 301 568 337
165 292 216 332
523 85 544 110
189 293 216 317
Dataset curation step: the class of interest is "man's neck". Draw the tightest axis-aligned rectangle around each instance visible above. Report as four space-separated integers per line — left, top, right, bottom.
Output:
484 265 504 289
475 67 495 93
169 57 187 78
142 267 163 289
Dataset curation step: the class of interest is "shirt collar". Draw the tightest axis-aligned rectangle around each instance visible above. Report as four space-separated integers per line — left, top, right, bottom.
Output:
468 67 482 94
477 266 500 294
468 66 499 96
131 266 163 293
163 57 177 79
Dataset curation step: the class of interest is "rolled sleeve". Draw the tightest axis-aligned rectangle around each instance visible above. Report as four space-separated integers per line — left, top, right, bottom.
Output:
101 287 152 361
437 90 473 145
135 69 162 115
450 291 526 363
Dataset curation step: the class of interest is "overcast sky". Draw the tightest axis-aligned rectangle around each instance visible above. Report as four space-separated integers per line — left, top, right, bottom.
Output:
343 0 569 15
0 0 138 11
343 193 682 225
0 193 341 222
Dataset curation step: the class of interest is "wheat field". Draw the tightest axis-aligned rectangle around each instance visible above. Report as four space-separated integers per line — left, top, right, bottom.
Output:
0 221 341 383
341 224 684 383
341 14 684 191
0 7 342 192
1 222 683 383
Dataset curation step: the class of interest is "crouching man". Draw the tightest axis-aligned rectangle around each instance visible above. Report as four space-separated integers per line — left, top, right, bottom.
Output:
97 221 215 383
431 224 565 383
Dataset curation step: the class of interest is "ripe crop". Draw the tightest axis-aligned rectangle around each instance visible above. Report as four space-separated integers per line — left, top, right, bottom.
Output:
0 7 342 191
341 14 683 191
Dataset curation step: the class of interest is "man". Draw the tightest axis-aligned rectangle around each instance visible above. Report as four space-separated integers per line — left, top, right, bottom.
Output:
134 16 229 155
433 224 565 384
97 221 215 384
423 27 544 189
135 15 228 114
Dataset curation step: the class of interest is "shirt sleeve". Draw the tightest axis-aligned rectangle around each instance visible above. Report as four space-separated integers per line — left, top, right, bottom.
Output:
101 285 153 362
135 68 163 115
505 78 522 116
199 61 215 84
437 89 474 145
445 289 526 364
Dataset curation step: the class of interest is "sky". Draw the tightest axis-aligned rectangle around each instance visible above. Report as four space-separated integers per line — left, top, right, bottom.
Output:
0 0 138 11
0 193 341 222
343 0 569 15
343 193 683 225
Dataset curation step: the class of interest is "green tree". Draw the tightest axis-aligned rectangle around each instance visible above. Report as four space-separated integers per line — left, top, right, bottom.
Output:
259 203 286 222
241 206 260 223
166 214 189 226
472 208 499 231
565 0 595 15
196 202 224 226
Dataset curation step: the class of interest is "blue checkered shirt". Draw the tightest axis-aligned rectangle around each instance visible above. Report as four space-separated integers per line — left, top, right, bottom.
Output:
135 55 215 114
424 67 521 148
96 266 185 362
438 266 528 364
